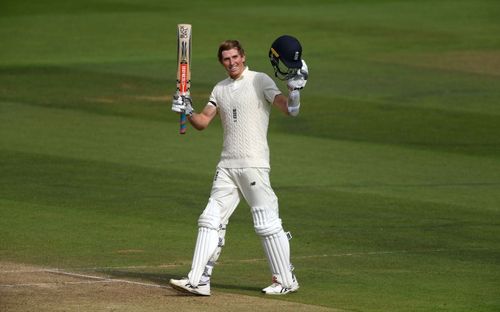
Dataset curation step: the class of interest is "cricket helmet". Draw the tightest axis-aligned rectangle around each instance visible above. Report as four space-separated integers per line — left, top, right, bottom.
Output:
269 35 303 80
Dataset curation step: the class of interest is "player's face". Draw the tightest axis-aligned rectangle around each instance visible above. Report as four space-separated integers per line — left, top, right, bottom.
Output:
221 48 246 79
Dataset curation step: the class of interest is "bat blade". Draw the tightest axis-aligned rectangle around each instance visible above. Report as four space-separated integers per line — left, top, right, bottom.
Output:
176 24 192 134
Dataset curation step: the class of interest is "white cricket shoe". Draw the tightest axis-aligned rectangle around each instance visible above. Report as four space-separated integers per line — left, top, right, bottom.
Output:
169 277 211 296
262 275 299 295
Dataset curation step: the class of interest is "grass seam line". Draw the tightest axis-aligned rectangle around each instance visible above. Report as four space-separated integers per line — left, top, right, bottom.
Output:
60 247 494 271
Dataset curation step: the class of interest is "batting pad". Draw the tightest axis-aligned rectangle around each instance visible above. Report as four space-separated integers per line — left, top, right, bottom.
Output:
261 229 294 288
202 226 227 282
251 205 282 237
188 227 219 287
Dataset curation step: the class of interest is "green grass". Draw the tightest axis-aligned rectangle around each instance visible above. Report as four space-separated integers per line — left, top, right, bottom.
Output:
1 0 500 311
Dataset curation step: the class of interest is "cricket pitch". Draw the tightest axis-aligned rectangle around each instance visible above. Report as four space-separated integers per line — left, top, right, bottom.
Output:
0 262 338 312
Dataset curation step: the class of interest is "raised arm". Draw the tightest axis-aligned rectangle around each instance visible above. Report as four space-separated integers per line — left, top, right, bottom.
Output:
273 60 308 117
273 94 290 115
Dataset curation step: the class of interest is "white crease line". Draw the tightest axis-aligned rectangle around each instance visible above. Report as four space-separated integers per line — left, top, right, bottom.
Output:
0 269 49 274
0 280 113 288
70 263 190 271
0 269 168 289
44 269 167 288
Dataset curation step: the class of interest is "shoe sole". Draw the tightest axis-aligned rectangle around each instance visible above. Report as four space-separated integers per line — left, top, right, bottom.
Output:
262 285 300 295
169 281 211 296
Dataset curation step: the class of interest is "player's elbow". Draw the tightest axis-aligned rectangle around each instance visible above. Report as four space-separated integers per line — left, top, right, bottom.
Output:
192 123 207 131
188 117 208 130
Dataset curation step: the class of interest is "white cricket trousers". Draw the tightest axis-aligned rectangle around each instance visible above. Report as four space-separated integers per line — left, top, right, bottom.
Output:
210 167 279 224
188 167 295 288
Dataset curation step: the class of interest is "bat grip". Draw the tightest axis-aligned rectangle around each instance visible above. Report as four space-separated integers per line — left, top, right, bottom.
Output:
179 112 187 134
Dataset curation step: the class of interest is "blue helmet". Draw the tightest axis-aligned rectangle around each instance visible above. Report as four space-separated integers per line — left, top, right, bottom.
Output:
269 35 303 80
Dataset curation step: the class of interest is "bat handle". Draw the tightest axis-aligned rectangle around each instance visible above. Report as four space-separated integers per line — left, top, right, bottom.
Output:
179 112 187 134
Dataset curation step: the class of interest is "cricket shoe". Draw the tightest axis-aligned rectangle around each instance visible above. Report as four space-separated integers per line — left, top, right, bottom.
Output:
262 275 299 295
169 277 211 296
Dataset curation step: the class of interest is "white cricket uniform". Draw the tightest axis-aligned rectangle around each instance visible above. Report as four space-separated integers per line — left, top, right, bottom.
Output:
209 66 280 169
188 67 296 289
206 66 281 224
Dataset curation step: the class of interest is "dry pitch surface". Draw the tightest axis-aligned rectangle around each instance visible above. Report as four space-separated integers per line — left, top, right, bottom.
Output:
0 262 338 312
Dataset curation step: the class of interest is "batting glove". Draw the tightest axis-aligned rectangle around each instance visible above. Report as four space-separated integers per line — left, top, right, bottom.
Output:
172 93 194 116
287 59 308 91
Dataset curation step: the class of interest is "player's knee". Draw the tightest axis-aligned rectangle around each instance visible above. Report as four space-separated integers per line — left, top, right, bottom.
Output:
251 205 283 237
198 198 221 230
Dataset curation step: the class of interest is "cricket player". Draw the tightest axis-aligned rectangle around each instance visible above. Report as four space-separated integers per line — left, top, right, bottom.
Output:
170 36 308 296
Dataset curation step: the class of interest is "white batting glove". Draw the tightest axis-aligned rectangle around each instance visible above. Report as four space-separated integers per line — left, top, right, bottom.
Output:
172 93 194 116
287 59 308 91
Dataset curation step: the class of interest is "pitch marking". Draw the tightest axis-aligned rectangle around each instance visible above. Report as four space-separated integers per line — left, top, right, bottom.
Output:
0 269 168 289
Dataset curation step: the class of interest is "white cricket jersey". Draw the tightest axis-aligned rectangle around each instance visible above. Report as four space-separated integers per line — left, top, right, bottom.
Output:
209 67 281 169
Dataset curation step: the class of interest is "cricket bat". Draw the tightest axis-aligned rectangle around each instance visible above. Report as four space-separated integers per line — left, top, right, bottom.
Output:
176 24 192 134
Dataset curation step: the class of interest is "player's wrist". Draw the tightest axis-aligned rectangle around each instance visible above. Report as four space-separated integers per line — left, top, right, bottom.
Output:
288 89 300 106
288 104 300 116
287 90 300 117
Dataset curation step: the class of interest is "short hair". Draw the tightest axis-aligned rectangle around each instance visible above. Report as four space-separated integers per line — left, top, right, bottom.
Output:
217 40 245 63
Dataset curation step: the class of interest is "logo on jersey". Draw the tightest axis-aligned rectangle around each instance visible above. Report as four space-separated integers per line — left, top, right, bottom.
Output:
232 108 237 122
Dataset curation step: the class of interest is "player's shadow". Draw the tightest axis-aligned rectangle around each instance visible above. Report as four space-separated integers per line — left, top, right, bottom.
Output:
210 283 261 292
100 270 261 293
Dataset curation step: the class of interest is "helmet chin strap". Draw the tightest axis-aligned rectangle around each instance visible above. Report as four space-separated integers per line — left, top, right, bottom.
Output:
272 60 299 80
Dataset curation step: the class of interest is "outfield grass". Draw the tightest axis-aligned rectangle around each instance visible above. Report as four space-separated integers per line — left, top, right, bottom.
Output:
1 0 500 311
